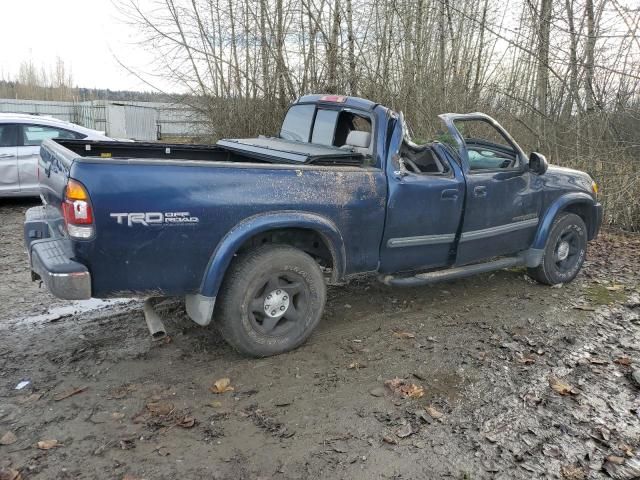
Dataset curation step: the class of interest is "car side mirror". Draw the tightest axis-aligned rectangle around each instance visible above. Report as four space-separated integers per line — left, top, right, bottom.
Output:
529 152 548 175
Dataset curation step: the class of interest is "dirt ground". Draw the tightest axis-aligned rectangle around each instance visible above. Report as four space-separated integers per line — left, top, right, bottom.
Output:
2 198 640 480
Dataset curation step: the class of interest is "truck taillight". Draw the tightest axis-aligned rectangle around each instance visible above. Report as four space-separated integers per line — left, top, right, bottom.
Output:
63 179 94 239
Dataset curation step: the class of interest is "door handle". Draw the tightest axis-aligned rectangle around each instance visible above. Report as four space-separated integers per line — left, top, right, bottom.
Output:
441 189 458 201
0 153 13 158
474 186 487 197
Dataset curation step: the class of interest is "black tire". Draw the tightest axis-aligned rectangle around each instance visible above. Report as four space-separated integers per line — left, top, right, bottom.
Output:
527 212 587 285
214 244 326 357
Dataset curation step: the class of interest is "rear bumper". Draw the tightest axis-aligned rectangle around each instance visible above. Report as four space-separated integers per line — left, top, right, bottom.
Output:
25 206 92 300
30 240 92 300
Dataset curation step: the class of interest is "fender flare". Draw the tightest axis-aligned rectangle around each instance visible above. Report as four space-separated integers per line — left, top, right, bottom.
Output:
198 211 347 299
531 192 596 251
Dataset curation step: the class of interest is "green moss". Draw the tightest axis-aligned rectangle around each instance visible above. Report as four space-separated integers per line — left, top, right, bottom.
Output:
506 266 527 274
585 284 626 305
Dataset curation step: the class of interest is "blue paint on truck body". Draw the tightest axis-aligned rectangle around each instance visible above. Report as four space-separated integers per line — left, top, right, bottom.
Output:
29 96 602 306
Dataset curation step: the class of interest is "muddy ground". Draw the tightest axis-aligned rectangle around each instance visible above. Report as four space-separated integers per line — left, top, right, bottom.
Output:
1 198 640 480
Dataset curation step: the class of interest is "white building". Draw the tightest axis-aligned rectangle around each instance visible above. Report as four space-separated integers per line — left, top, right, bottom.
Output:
0 99 207 141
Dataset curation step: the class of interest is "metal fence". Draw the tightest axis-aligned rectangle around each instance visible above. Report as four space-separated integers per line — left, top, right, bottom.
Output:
0 98 206 141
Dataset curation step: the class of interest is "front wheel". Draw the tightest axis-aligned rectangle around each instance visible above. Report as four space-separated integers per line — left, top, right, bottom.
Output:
527 212 587 285
215 245 326 357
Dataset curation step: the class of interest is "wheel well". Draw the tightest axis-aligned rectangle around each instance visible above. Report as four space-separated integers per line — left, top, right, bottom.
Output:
563 203 592 236
237 228 336 278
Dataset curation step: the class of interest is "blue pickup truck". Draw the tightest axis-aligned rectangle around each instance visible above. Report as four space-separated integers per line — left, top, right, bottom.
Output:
24 94 602 356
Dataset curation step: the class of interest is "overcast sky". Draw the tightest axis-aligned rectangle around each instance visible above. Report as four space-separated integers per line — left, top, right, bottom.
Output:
0 0 159 91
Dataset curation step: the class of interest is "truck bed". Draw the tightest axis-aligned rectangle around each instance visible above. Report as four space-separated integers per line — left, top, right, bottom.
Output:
55 137 365 166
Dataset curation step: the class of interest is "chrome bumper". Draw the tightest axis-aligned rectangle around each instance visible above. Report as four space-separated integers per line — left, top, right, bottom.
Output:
25 205 91 300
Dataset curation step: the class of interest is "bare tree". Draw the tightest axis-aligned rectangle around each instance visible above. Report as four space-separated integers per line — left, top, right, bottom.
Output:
115 0 640 228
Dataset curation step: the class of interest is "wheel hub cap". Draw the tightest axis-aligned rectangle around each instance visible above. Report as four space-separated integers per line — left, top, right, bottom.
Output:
556 241 570 261
263 289 290 318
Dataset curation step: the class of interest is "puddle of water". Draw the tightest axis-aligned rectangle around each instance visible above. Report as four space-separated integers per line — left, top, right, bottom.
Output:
12 298 138 326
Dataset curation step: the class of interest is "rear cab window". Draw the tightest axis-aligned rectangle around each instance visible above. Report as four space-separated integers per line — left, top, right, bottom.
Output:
311 109 339 145
280 103 373 153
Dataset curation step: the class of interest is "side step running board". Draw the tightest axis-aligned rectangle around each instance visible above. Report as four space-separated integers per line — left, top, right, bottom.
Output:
379 256 525 287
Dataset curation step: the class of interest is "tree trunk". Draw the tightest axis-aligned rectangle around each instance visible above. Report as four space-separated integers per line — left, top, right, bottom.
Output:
327 0 341 94
346 0 356 95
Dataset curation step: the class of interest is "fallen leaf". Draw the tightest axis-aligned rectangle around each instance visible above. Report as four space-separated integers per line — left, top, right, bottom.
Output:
210 378 234 394
53 386 87 401
606 284 624 291
107 384 137 400
615 357 633 366
0 431 17 445
111 412 125 420
17 393 42 404
392 331 416 339
619 443 634 457
0 468 22 480
384 378 424 399
543 444 561 457
405 384 425 399
517 355 536 365
426 405 444 420
119 439 135 450
347 361 367 370
382 435 398 445
475 351 487 361
560 463 585 480
603 455 640 480
549 376 578 396
178 416 196 428
37 439 61 450
573 305 596 311
146 401 174 416
590 357 608 365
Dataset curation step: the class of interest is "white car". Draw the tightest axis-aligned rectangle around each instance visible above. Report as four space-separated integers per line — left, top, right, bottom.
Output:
0 114 113 197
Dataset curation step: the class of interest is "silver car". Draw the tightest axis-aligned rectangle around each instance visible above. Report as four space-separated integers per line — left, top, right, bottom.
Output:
0 114 112 197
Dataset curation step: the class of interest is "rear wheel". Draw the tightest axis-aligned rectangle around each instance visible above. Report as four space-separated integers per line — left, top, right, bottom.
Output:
527 212 587 285
215 245 326 357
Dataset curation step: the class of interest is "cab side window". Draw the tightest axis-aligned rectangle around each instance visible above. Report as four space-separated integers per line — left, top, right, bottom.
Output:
453 119 518 171
333 111 371 148
0 124 19 147
21 125 85 147
400 142 450 175
280 105 315 142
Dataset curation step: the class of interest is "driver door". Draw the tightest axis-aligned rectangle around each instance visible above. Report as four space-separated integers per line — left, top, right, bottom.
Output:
379 115 465 274
439 114 542 266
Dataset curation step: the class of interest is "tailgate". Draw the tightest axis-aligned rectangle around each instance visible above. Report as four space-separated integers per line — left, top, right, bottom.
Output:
24 140 92 300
